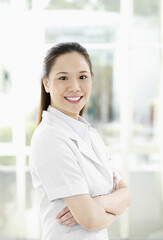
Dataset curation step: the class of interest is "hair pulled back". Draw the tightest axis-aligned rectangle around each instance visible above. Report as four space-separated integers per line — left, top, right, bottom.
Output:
37 42 93 126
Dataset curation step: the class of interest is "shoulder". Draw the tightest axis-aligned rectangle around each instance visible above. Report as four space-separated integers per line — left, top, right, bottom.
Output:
30 122 76 169
31 121 69 150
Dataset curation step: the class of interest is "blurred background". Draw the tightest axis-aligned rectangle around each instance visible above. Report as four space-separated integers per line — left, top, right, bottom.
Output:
0 0 163 239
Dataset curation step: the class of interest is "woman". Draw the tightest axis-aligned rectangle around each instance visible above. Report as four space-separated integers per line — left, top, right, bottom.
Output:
29 42 131 240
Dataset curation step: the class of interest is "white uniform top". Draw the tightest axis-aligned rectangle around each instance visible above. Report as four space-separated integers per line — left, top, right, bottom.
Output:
29 105 121 240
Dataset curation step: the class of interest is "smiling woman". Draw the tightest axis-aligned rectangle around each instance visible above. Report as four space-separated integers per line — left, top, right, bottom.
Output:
37 42 93 123
42 51 92 120
29 42 130 240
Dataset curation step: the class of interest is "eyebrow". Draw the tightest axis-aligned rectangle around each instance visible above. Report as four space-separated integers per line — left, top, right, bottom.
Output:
56 71 89 75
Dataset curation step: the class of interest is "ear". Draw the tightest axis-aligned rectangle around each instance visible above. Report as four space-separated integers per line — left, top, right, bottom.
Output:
42 78 50 93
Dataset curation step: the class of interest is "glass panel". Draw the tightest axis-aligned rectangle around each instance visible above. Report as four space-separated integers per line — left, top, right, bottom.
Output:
0 169 17 238
0 156 16 165
0 0 10 5
26 155 29 166
25 109 37 146
131 48 159 144
0 65 12 143
44 11 120 44
0 127 12 142
86 49 120 145
25 171 41 239
130 153 160 170
133 0 160 43
46 0 120 12
26 0 32 10
130 169 163 238
45 25 118 44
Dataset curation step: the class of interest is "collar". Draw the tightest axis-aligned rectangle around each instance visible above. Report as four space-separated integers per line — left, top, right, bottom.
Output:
47 105 91 141
41 107 113 181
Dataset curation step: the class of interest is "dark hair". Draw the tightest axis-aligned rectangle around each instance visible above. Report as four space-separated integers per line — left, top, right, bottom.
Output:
37 42 93 126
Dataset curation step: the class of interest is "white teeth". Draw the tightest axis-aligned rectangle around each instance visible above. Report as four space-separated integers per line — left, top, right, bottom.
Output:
65 97 81 101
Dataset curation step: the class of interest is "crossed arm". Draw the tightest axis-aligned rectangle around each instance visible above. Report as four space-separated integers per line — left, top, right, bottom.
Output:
56 175 131 230
94 177 131 215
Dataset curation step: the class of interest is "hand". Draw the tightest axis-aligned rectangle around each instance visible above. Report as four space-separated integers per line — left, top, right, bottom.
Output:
91 173 120 210
112 172 119 193
56 206 78 227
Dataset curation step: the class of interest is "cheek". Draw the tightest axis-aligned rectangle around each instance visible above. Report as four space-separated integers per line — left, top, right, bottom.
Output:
50 82 65 95
84 81 92 93
82 79 91 87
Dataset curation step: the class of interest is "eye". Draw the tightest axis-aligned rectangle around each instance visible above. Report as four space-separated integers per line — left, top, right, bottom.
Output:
59 76 68 80
80 75 87 79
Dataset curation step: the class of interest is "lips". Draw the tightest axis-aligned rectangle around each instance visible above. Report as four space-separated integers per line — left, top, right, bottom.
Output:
64 96 83 103
64 96 83 98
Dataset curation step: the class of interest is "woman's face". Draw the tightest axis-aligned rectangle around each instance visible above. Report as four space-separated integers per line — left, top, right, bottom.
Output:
43 52 92 119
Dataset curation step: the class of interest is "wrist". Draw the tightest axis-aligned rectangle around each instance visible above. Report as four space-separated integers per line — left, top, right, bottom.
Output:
102 194 114 213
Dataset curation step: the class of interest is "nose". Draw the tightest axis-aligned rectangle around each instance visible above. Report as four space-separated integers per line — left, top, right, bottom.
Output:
68 78 81 92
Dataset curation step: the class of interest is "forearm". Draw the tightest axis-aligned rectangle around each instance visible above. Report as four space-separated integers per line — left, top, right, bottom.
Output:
102 187 131 215
88 207 116 231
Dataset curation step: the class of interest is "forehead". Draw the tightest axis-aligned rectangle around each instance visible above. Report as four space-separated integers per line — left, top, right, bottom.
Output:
50 52 90 73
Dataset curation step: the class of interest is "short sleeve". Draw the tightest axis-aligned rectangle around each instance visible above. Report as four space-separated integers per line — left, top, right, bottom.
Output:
31 131 89 201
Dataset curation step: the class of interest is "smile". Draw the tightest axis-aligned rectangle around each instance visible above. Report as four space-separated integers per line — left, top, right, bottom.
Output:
64 96 83 103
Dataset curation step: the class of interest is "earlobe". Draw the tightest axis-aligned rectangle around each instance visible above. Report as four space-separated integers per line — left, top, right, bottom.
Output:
43 78 50 93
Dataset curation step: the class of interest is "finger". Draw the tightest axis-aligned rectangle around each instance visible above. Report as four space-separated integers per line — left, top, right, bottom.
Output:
115 183 119 190
113 175 117 190
58 211 72 223
113 175 115 182
61 216 74 224
65 220 78 226
60 217 77 226
56 206 69 219
59 217 73 225
113 173 116 181
113 177 118 193
113 172 117 181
